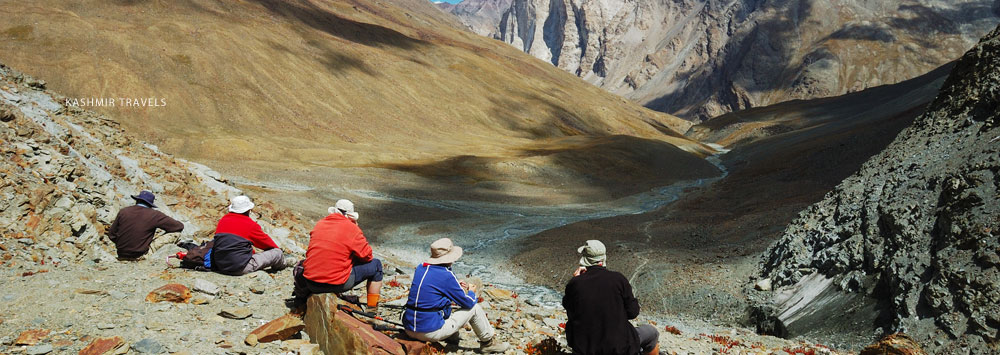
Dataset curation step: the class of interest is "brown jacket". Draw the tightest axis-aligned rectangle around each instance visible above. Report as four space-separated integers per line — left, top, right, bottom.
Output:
108 205 184 258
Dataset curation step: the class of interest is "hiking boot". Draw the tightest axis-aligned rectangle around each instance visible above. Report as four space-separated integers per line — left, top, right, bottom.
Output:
478 337 509 353
444 332 461 345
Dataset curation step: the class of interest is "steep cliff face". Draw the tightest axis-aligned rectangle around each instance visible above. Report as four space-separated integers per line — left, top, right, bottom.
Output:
437 0 512 37
750 25 1000 352
467 0 999 120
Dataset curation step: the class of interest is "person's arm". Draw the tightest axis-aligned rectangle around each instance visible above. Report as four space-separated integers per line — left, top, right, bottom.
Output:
248 222 279 250
107 212 121 242
155 212 184 233
444 271 477 309
351 230 374 262
623 277 640 319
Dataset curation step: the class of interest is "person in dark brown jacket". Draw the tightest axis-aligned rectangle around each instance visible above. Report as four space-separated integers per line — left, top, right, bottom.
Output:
563 240 659 355
107 191 184 260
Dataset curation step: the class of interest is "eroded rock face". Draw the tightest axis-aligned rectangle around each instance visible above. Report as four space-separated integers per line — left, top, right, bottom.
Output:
453 0 999 120
751 24 1000 353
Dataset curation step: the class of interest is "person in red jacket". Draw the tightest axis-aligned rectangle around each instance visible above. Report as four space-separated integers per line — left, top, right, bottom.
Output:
212 195 287 275
291 199 383 309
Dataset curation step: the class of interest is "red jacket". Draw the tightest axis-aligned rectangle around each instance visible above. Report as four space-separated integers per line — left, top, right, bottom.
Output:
303 213 373 285
214 213 279 250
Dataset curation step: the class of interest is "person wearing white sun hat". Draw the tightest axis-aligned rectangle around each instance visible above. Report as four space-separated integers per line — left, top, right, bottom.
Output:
401 238 509 353
291 199 383 310
563 240 660 355
210 195 289 275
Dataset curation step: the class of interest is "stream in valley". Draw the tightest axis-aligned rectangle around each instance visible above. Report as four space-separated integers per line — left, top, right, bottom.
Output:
364 154 729 307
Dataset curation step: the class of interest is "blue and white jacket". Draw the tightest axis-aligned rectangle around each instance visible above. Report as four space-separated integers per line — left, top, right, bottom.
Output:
401 263 478 332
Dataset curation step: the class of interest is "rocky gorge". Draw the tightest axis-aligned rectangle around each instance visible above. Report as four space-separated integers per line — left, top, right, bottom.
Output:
442 0 1000 120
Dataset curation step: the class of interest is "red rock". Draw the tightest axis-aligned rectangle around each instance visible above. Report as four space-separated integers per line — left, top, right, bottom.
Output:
145 283 191 303
304 294 405 355
860 333 926 355
79 336 126 355
396 337 444 355
14 328 49 345
245 313 305 346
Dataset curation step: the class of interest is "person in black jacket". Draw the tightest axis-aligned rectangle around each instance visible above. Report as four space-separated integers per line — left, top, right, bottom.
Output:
563 240 659 355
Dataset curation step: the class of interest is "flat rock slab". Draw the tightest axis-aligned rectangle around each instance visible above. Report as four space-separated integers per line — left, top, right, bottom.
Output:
25 344 53 355
145 283 191 303
193 278 219 295
304 294 405 355
245 313 305 346
79 336 127 355
132 338 165 354
219 306 253 319
14 328 49 345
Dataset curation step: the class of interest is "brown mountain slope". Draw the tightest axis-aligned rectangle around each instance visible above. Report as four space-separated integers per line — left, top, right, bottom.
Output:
509 61 952 335
0 0 713 203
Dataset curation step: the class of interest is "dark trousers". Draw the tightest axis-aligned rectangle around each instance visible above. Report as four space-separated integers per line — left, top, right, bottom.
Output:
636 324 659 354
292 259 383 304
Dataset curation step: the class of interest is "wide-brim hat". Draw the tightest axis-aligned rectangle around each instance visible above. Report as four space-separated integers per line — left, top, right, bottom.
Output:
578 240 607 267
131 190 157 208
228 195 255 213
328 199 359 220
426 238 463 265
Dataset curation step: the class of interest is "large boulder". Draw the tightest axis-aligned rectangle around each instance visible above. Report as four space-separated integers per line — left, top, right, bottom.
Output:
304 294 405 355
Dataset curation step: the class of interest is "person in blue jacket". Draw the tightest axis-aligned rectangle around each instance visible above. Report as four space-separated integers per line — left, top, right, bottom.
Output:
402 238 509 353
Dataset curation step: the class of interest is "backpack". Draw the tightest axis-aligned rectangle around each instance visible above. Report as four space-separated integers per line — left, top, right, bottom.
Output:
180 240 214 271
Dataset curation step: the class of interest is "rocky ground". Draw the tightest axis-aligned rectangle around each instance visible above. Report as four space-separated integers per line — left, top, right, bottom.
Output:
0 248 844 355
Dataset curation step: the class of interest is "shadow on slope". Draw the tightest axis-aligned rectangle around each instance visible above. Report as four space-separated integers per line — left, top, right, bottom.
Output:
508 61 953 326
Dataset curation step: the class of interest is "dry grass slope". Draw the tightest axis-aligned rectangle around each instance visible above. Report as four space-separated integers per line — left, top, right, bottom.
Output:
0 0 711 198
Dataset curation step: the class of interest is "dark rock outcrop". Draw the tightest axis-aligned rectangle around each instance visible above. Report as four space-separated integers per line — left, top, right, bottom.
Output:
750 25 1000 353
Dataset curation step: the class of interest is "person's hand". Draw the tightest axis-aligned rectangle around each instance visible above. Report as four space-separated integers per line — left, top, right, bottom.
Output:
460 281 469 291
467 283 478 294
573 266 587 277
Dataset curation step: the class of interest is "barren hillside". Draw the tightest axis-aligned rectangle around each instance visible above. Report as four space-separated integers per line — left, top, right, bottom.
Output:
0 0 714 205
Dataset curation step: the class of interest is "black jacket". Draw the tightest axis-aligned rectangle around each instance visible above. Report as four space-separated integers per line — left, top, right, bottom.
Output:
563 266 641 355
211 233 253 275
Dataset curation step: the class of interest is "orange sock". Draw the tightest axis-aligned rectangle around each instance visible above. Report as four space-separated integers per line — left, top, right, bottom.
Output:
367 294 380 308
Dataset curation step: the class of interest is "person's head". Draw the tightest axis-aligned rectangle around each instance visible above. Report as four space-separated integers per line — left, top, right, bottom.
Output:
131 190 158 208
577 240 606 267
228 195 255 215
425 238 463 265
328 199 359 222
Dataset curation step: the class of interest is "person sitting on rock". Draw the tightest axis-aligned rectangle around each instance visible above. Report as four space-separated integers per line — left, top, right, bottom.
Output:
107 190 184 261
210 195 288 275
291 199 383 309
401 238 510 354
563 239 659 355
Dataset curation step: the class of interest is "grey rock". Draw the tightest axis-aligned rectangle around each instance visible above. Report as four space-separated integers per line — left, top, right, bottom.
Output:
132 338 165 354
193 278 220 295
109 290 127 300
25 344 53 355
